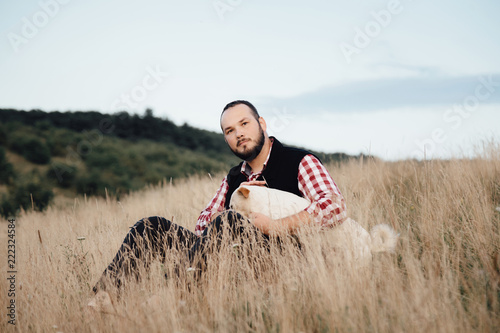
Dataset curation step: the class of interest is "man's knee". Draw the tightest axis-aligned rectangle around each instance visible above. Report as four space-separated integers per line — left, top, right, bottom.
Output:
210 210 248 236
134 216 171 232
125 216 172 245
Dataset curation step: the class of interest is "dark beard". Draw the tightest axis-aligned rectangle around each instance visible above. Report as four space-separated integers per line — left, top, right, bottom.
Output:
231 127 265 161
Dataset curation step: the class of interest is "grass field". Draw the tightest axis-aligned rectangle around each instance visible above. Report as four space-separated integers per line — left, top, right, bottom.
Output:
1 146 499 332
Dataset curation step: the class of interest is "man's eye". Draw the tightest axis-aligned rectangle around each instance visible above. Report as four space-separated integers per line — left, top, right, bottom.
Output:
242 122 248 126
226 129 233 134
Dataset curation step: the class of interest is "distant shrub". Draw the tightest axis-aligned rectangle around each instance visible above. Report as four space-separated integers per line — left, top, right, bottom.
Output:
47 162 77 188
0 194 15 218
144 148 177 164
46 128 81 156
0 147 15 184
75 171 130 198
8 133 27 154
9 134 51 164
12 181 54 212
83 149 119 168
0 173 54 217
23 138 51 164
0 124 6 145
75 172 106 197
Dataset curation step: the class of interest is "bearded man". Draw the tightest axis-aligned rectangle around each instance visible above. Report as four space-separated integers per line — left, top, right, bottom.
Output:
93 100 346 291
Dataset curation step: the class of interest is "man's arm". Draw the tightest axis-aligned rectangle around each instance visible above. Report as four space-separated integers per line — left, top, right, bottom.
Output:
251 210 314 235
250 154 346 235
194 177 229 236
297 154 347 226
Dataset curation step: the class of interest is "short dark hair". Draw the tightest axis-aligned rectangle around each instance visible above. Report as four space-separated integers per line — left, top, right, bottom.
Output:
221 100 260 121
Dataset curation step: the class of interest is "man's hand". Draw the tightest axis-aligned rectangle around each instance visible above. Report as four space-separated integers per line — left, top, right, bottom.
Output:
240 180 267 187
250 212 274 235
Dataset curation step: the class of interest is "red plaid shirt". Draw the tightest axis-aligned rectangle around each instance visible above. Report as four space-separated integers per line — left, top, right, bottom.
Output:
194 140 347 236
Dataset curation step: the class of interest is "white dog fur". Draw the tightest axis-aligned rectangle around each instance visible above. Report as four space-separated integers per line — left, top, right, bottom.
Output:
230 185 398 265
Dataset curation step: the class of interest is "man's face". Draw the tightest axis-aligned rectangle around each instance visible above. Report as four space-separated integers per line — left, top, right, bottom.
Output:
221 104 266 161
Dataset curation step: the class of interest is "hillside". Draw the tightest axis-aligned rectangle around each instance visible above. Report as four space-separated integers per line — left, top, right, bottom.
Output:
0 108 362 217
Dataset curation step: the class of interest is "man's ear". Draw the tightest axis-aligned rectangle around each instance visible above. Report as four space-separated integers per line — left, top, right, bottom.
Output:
237 187 250 198
258 117 267 132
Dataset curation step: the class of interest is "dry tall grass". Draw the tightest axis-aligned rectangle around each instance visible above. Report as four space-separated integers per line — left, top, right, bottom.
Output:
1 146 499 332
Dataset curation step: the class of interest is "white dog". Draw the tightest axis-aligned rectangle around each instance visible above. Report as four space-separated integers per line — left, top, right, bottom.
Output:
230 185 399 265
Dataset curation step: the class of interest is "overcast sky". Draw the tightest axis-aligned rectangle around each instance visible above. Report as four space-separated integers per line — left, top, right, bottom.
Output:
1 0 499 160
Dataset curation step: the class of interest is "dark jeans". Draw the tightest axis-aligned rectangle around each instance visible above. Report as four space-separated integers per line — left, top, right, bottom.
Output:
93 211 269 292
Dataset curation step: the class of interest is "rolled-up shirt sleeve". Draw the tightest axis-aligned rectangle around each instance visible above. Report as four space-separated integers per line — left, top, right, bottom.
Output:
194 176 229 236
298 155 347 227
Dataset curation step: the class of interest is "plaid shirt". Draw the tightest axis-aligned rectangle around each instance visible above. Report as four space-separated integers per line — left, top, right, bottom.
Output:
194 140 347 236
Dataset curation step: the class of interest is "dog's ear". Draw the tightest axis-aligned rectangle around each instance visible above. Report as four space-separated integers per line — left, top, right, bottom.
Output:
237 187 250 198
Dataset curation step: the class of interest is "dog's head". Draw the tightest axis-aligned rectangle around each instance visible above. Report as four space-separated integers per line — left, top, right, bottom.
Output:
229 185 253 216
229 185 310 220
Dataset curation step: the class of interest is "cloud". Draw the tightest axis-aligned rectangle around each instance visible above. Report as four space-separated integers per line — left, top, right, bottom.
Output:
262 74 500 113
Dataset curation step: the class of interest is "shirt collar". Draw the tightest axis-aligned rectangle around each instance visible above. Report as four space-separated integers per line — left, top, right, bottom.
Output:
240 137 274 177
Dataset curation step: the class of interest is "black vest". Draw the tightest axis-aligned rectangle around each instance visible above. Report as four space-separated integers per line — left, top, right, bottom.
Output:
224 137 314 209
